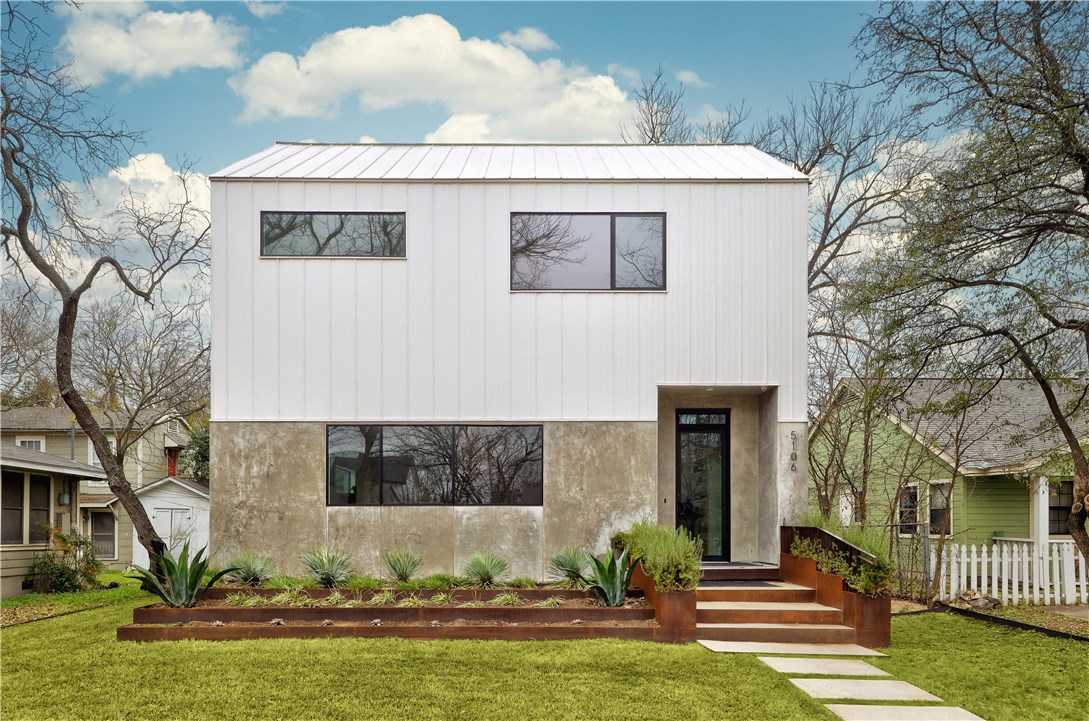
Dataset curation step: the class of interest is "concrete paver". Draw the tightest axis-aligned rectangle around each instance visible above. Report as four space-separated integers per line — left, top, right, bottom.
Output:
825 705 985 721
757 657 889 676
790 678 942 701
697 640 885 656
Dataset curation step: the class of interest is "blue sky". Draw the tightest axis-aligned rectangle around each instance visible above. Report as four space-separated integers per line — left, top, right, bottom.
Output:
22 1 879 176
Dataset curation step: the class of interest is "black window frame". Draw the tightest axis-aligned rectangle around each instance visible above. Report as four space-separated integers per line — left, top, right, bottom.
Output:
898 486 919 536
509 212 666 291
1 470 24 545
259 210 408 258
1049 480 1074 535
326 423 544 507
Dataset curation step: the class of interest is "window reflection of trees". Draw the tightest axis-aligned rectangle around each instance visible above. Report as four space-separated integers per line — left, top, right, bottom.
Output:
326 425 543 506
615 216 664 288
262 213 405 256
510 214 591 289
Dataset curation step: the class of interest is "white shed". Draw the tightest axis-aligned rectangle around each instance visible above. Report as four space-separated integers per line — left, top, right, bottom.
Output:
130 477 210 570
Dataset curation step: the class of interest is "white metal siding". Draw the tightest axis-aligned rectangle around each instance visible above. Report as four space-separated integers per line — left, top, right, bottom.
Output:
211 180 808 423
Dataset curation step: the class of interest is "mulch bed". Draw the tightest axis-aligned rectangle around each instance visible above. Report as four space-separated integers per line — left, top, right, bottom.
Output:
944 605 1089 642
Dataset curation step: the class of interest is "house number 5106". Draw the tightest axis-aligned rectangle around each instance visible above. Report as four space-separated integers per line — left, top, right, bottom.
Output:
789 431 798 472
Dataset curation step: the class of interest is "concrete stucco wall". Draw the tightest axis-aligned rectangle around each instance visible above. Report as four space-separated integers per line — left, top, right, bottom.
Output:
211 421 657 578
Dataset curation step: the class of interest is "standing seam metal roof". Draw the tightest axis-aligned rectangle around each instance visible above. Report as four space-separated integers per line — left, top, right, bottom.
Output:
211 143 808 182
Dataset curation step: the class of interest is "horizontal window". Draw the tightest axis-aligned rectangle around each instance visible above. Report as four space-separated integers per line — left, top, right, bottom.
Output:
261 212 406 257
510 213 665 290
327 424 543 506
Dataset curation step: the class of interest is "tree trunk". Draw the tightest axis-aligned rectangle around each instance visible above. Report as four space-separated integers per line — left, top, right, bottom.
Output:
55 296 166 577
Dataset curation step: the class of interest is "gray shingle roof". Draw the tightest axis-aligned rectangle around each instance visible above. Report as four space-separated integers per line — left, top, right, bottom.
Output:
1 407 167 432
861 379 1089 471
0 442 108 478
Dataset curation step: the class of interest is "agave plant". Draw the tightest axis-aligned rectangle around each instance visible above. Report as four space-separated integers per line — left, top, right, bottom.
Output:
299 546 353 588
126 542 237 609
584 547 637 608
461 551 510 588
225 552 275 586
548 546 593 588
383 546 423 583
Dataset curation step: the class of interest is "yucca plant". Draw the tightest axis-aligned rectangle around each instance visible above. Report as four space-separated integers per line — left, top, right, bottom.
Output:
384 546 423 582
548 546 592 589
225 552 275 586
584 547 637 608
126 542 237 609
461 551 510 588
299 546 353 588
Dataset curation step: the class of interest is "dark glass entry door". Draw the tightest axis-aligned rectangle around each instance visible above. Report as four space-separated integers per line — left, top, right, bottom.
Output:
676 410 730 561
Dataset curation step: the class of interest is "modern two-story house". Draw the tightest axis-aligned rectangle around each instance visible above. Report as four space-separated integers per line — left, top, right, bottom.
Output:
209 143 809 578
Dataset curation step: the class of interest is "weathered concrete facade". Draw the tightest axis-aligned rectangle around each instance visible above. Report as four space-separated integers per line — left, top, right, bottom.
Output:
211 421 657 576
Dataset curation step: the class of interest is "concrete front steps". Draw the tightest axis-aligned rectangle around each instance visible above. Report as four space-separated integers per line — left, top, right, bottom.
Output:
696 579 855 644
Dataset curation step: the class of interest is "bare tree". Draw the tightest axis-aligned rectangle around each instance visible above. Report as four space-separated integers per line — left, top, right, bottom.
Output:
2 3 209 573
857 0 1089 558
618 66 694 144
1 286 59 408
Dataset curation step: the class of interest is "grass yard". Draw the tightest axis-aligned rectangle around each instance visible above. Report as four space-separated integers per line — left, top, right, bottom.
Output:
873 612 1089 721
0 597 834 721
0 572 146 627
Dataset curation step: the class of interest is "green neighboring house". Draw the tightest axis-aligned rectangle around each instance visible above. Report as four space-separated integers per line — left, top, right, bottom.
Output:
811 379 1085 550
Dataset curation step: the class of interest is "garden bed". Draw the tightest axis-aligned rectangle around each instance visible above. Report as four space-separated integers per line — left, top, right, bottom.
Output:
117 587 685 642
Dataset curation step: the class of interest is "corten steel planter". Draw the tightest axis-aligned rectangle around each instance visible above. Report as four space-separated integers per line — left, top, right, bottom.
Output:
842 590 891 648
132 604 653 625
202 587 586 602
779 553 818 588
630 563 696 642
117 623 664 643
814 570 844 610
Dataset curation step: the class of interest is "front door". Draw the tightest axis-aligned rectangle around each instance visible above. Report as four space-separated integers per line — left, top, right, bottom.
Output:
676 410 730 561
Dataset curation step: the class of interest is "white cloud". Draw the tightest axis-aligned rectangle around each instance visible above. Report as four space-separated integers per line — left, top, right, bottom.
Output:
675 69 709 88
498 27 557 51
229 14 631 142
358 135 378 144
60 2 244 84
245 1 286 19
607 63 642 88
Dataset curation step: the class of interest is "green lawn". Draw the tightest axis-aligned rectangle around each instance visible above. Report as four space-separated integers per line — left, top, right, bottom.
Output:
0 572 147 626
3 600 1086 721
874 612 1089 721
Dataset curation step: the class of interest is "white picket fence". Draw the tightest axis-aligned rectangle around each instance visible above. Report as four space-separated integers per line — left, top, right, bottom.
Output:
932 542 1088 605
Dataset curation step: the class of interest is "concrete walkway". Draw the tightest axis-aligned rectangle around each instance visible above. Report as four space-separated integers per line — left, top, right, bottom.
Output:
700 642 985 720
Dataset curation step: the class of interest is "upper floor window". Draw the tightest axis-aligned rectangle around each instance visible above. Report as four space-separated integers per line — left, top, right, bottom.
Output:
510 213 665 290
1049 480 1074 535
16 436 44 452
89 437 117 468
327 424 543 507
261 212 406 257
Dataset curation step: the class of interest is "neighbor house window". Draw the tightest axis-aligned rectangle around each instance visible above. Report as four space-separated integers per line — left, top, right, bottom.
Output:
898 486 918 535
16 436 45 452
1 470 52 545
261 212 406 257
928 482 951 535
510 213 665 290
327 425 543 506
89 437 117 468
1049 480 1074 535
90 511 116 558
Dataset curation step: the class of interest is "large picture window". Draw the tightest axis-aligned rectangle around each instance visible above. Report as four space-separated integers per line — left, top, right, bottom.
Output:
1 470 52 545
327 424 543 506
261 212 406 257
510 213 665 290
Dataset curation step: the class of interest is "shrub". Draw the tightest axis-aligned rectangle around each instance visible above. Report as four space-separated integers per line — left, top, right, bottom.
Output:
536 596 565 608
789 537 894 597
225 592 270 608
127 542 237 608
461 551 509 588
420 573 462 590
319 590 347 607
366 589 396 606
383 546 423 583
584 548 636 607
267 575 318 590
225 553 275 586
395 579 426 591
345 575 384 591
430 591 456 606
396 595 425 608
490 591 525 606
270 589 319 607
27 526 103 593
548 546 592 589
507 576 537 589
299 547 353 588
621 520 702 592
